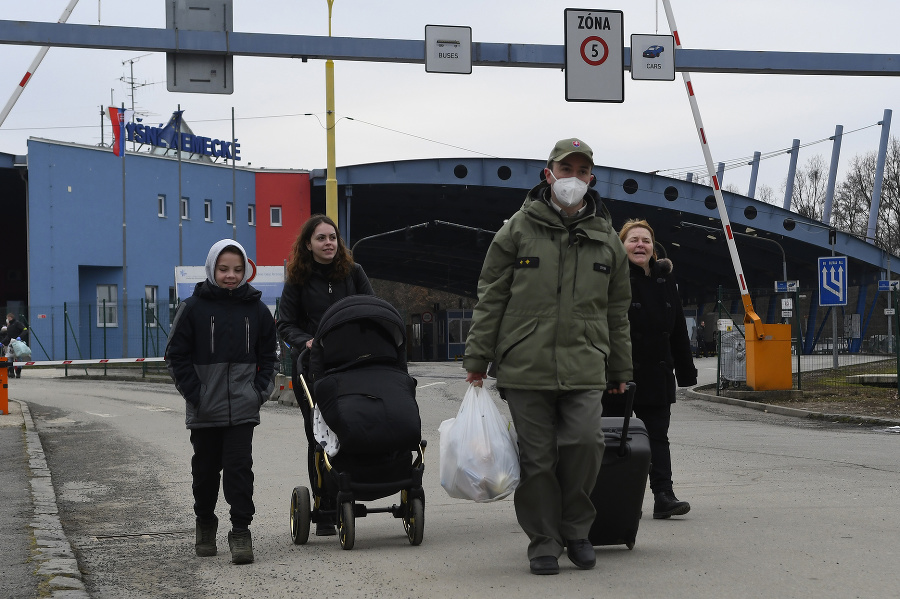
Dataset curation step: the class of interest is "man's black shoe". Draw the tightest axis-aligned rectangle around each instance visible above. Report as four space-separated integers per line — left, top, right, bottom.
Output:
565 539 596 570
529 555 559 575
653 491 691 519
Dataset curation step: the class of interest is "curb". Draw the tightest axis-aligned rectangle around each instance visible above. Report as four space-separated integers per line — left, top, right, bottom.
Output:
16 400 90 598
685 387 900 428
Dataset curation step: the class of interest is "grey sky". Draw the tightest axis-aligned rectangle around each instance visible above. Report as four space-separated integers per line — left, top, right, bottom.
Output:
0 0 897 198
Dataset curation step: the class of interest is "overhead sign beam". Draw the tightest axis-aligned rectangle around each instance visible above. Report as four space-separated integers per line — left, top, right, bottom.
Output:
0 20 899 76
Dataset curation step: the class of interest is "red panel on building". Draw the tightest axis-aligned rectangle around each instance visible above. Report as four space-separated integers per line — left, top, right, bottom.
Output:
254 171 311 266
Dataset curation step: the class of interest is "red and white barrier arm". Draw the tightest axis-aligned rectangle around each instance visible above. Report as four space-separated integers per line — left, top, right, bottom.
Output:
0 0 81 127
660 0 763 334
12 357 165 367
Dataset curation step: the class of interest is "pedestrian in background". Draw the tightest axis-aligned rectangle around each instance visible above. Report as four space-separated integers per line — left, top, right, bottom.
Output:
166 239 277 564
695 320 707 358
276 213 373 536
2 313 25 378
465 138 632 575
607 219 697 519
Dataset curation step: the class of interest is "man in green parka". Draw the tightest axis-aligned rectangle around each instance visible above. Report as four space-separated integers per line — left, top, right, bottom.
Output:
464 138 632 575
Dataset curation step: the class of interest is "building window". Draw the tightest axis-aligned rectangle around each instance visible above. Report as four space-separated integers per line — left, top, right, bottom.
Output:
96 284 118 328
204 200 213 222
180 197 189 220
145 286 159 327
270 206 282 227
248 204 255 226
158 194 166 218
168 287 177 326
225 202 234 224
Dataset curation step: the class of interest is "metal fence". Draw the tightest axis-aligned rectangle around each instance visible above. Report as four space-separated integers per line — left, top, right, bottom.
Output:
711 285 899 395
2 298 296 379
3 300 174 364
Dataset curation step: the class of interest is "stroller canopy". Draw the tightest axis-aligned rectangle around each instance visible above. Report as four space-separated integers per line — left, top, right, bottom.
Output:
309 295 408 378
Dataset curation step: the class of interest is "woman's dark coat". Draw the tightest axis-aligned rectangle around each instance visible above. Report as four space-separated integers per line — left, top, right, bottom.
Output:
276 263 374 357
627 258 697 406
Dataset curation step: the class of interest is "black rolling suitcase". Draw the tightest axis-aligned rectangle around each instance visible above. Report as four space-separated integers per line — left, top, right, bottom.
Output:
588 382 651 549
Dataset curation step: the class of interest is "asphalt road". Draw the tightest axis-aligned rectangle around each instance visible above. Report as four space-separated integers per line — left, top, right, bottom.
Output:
5 361 900 598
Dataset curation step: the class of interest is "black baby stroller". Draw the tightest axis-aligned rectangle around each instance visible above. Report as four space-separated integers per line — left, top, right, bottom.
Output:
289 295 426 550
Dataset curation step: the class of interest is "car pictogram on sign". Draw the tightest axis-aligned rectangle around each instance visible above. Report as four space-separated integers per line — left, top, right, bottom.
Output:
642 45 664 58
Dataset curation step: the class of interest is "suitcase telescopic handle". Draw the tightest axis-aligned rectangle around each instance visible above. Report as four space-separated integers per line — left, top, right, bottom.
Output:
617 382 637 457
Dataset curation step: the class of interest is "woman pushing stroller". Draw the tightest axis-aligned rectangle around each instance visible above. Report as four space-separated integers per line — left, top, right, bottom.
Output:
276 214 373 536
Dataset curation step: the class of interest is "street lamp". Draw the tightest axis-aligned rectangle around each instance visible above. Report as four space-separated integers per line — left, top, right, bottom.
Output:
680 221 787 283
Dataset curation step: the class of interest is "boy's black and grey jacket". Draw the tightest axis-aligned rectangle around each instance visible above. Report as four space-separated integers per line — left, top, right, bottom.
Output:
166 280 278 428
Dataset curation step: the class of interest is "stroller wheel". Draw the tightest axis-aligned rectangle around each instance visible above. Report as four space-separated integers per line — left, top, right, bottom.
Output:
338 502 355 550
290 486 311 545
404 497 424 546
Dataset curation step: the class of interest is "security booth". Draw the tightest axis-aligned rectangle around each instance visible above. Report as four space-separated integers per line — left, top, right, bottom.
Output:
438 309 473 361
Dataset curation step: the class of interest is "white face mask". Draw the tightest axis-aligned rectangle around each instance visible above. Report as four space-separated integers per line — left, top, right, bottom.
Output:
548 171 589 208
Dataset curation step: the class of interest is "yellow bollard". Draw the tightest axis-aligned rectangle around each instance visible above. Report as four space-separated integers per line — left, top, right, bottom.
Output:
745 322 793 390
0 357 8 415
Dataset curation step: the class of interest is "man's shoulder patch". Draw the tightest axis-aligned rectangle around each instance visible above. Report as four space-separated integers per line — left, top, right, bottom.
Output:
593 263 611 274
516 257 540 268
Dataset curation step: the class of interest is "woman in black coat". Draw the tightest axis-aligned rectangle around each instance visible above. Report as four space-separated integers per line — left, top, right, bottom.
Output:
604 219 697 519
276 214 373 535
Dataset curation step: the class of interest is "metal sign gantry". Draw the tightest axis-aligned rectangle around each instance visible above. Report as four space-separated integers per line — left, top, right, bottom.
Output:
1 19 898 76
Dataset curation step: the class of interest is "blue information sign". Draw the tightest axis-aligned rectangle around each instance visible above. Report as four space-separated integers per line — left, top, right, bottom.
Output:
878 280 899 292
818 257 848 306
775 280 799 293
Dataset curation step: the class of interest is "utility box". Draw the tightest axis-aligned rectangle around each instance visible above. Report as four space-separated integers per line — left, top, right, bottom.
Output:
745 322 793 390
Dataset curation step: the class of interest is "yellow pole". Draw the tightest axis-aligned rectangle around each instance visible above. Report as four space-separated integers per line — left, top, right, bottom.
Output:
325 0 338 221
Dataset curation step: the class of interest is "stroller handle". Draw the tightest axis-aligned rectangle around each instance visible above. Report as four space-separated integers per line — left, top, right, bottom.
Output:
299 373 315 410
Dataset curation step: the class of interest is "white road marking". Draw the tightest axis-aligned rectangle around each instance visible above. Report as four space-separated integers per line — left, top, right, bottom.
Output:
417 382 447 389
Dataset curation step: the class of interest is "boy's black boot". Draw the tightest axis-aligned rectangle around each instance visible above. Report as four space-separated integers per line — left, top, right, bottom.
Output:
195 518 218 557
228 529 254 564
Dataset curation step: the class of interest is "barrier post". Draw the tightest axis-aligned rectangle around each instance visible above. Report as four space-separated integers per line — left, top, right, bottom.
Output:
0 357 8 415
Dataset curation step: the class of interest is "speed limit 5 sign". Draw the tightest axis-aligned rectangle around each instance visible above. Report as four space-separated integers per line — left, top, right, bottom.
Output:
564 8 624 102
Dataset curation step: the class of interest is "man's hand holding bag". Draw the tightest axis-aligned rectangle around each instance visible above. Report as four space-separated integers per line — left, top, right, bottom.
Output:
438 384 520 502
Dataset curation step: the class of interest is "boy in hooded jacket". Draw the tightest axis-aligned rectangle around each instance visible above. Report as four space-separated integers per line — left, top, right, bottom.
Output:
166 239 277 564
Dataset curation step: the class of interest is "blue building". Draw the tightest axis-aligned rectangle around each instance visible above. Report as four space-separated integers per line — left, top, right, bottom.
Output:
25 138 258 360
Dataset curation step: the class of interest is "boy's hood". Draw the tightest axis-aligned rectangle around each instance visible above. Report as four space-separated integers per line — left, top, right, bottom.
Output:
205 239 251 288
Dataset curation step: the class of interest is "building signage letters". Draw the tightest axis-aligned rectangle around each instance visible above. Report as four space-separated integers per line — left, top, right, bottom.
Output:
125 121 241 161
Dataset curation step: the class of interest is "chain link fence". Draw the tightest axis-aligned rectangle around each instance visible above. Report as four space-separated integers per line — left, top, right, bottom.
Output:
709 285 899 396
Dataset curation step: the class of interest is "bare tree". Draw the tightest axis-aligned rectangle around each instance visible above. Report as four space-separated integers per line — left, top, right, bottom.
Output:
832 152 875 236
877 137 900 256
790 155 828 220
831 137 900 255
756 184 776 205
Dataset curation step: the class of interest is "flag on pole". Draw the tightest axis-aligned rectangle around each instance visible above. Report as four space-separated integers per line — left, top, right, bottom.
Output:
107 106 134 157
157 110 185 151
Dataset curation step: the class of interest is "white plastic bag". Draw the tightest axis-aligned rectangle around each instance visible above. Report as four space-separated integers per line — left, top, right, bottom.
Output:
439 384 520 502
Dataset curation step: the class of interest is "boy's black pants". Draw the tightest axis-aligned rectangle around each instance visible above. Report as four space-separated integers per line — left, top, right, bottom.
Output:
190 423 255 529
